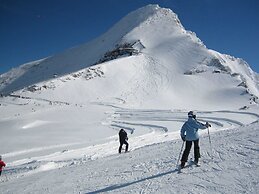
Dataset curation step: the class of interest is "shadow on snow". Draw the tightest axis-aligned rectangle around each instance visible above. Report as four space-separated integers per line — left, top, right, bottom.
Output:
85 169 178 194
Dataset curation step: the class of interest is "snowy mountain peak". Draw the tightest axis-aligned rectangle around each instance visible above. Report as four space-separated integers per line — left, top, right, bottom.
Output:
108 4 181 34
0 4 195 94
103 4 188 47
0 4 258 110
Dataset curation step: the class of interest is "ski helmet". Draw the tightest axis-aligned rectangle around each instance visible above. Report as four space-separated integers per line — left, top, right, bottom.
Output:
188 111 196 118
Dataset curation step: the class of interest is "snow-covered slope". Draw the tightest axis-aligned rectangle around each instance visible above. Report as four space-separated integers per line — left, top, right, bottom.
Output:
0 4 259 193
1 120 258 193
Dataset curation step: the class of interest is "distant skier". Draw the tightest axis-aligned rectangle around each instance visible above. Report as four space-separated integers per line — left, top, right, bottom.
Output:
118 129 129 153
0 155 6 176
180 111 211 168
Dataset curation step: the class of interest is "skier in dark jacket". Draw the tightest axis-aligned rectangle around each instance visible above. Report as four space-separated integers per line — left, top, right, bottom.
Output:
180 111 211 168
0 155 6 176
118 129 129 153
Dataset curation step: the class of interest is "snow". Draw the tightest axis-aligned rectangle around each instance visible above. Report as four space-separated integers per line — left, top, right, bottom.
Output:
1 118 258 193
1 103 259 193
0 4 259 194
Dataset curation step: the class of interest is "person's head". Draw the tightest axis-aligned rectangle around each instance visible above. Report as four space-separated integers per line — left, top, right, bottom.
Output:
188 111 196 119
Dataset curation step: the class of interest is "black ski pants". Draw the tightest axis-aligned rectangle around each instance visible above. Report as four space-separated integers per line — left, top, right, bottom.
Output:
181 139 200 162
119 140 129 153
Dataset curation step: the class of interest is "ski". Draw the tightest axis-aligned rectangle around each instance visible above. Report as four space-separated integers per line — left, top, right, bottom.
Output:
176 159 201 173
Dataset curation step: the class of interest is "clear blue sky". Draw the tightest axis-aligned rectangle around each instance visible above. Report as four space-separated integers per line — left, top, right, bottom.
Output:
0 0 258 74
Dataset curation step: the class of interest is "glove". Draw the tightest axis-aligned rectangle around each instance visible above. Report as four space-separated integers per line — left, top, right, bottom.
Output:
181 135 186 141
206 122 211 127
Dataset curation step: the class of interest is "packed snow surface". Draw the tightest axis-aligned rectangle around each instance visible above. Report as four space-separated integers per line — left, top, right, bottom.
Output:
1 109 258 193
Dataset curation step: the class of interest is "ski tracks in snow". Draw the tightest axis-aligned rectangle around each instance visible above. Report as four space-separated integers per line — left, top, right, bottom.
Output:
1 107 259 185
107 108 259 134
0 116 259 193
81 123 258 194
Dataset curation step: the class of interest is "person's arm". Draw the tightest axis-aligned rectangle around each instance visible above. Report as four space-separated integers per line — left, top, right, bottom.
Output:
180 124 186 141
0 161 5 167
194 120 207 129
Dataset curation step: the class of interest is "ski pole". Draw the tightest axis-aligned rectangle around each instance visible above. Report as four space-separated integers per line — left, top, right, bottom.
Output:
207 126 213 159
176 140 185 168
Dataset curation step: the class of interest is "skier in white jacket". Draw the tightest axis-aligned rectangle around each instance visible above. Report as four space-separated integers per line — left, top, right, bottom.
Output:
180 111 211 168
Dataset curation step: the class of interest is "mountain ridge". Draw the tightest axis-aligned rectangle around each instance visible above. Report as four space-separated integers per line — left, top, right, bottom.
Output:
0 4 258 110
